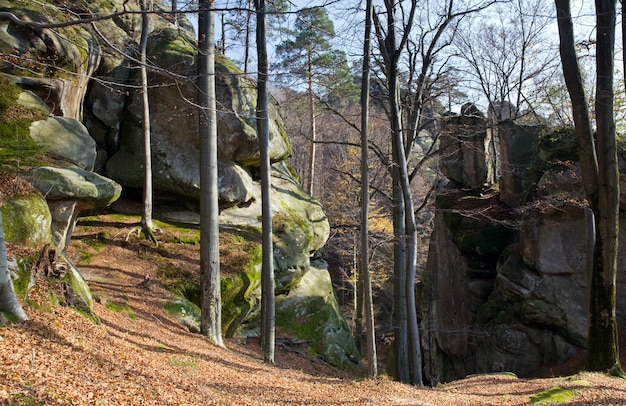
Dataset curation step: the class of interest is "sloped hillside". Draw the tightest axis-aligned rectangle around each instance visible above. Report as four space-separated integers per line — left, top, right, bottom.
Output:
2 204 626 405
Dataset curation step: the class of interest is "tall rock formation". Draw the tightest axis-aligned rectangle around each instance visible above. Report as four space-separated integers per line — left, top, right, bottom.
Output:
0 0 358 369
423 113 626 383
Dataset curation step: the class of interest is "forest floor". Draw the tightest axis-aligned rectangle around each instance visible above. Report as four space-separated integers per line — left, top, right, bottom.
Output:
2 198 626 405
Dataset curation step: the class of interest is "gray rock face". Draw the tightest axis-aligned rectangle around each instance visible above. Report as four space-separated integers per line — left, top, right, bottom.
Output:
1 0 354 369
439 104 494 188
97 26 290 205
30 117 97 171
28 167 122 250
424 115 626 383
497 121 543 207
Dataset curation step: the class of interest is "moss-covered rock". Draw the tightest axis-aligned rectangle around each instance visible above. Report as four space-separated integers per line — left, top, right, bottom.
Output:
1 194 51 247
275 264 361 371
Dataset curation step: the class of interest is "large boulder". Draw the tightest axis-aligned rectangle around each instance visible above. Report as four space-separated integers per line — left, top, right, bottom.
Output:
0 1 101 120
1 0 356 370
1 194 51 247
29 117 97 170
98 26 290 205
28 167 121 251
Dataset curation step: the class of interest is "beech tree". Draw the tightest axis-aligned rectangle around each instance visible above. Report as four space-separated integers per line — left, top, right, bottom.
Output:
359 0 377 378
255 0 275 364
198 0 224 346
138 0 158 245
0 209 27 323
371 0 496 385
555 0 623 375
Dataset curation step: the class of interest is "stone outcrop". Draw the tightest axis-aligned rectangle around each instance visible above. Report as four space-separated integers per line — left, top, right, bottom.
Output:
422 115 626 383
439 103 495 188
0 0 357 369
28 167 122 251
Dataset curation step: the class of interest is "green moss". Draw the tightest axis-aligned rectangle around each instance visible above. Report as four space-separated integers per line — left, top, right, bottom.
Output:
153 219 200 244
105 301 136 320
1 195 51 248
529 385 576 404
12 257 36 300
0 78 47 173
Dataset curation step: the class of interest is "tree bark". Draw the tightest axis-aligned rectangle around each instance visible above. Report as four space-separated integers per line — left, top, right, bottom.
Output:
198 0 224 347
139 0 157 245
587 0 622 374
555 0 623 375
255 0 275 364
0 210 27 322
306 50 317 198
359 0 377 377
372 0 420 385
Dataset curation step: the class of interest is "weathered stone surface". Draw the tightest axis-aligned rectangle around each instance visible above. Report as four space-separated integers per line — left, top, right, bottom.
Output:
1 195 51 247
274 262 360 370
29 167 122 211
28 167 121 250
29 117 97 170
17 90 51 114
100 27 290 204
221 162 330 290
2 0 353 370
497 121 542 207
0 3 101 120
439 104 493 188
422 189 626 383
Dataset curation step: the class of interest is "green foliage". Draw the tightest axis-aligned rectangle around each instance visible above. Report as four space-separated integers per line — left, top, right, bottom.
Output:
529 385 576 404
274 7 357 103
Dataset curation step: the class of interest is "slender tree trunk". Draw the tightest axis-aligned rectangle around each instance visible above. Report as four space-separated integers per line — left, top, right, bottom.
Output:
244 0 252 74
372 0 420 385
171 0 178 27
389 70 423 386
360 0 377 377
588 0 622 374
555 0 623 375
220 13 226 54
0 210 27 322
389 67 409 382
255 0 275 364
139 0 156 245
306 51 317 197
198 0 224 347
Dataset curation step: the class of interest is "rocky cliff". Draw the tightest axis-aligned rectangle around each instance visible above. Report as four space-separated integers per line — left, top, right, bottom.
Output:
0 0 358 369
423 109 626 383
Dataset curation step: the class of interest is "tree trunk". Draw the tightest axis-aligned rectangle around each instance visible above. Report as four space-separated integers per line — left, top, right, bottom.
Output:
305 51 317 197
587 0 622 374
255 0 275 364
198 0 224 347
244 0 252 74
359 0 377 377
139 0 157 245
0 210 27 322
555 0 623 375
171 0 178 27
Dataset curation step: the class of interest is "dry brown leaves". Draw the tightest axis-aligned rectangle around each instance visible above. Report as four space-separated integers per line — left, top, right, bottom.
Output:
2 212 626 405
